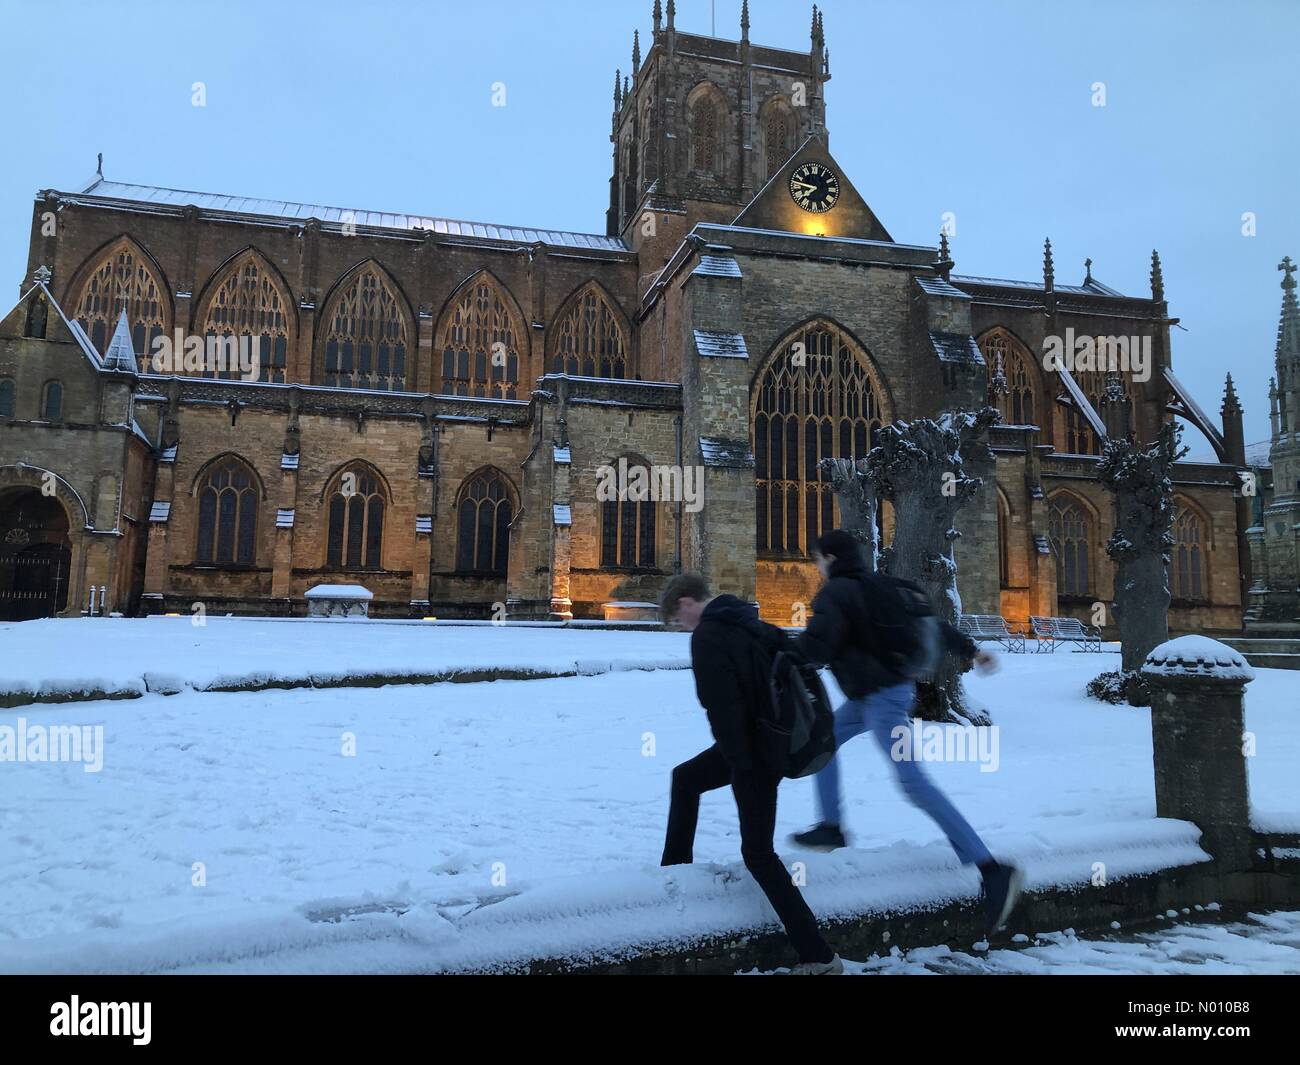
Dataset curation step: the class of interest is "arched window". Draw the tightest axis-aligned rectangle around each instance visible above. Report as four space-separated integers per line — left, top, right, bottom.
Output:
1172 503 1208 601
550 284 628 379
980 329 1039 430
41 381 62 421
200 251 291 383
71 237 168 360
1048 494 1093 599
1061 371 1107 456
763 100 794 179
326 465 386 570
689 90 721 175
196 457 259 565
0 379 13 418
455 468 514 576
436 274 524 399
320 264 410 392
754 322 886 556
601 455 656 568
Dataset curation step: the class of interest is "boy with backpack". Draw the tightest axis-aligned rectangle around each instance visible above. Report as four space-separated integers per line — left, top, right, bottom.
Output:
790 530 1024 933
658 572 843 975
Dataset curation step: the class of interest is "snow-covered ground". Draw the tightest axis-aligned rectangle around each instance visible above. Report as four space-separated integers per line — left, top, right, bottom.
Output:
0 616 691 700
0 628 1297 973
830 910 1300 975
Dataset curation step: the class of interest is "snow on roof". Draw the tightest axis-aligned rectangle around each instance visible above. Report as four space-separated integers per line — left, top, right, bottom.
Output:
692 255 743 279
1142 634 1255 682
700 437 754 468
69 179 629 253
915 275 970 300
693 329 748 359
929 331 984 364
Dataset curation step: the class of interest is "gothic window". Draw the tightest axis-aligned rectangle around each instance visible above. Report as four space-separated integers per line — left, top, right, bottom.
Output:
0 380 13 418
321 264 409 392
550 284 628 379
200 252 291 383
1048 494 1093 599
41 381 62 421
455 468 513 576
690 94 720 175
437 274 523 399
1172 503 1207 601
600 455 656 568
763 101 794 179
196 457 258 565
71 238 168 360
980 330 1038 430
326 465 386 570
754 322 885 556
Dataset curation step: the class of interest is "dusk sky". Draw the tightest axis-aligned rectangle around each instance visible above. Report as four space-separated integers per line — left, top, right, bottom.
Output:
2 0 1296 447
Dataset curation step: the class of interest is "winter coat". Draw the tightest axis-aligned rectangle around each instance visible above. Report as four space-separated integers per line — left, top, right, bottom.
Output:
795 555 978 699
688 594 789 773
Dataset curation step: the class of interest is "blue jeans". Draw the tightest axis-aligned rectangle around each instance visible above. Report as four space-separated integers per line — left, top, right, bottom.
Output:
815 681 993 867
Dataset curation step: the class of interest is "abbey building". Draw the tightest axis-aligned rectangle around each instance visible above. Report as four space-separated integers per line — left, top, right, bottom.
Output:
0 3 1251 631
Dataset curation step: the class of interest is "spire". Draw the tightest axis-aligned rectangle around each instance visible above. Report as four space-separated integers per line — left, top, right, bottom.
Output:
1150 249 1165 302
1222 372 1246 465
632 29 641 74
741 0 750 40
613 68 621 110
935 230 953 281
1223 372 1242 414
1101 371 1131 440
1277 256 1300 372
1042 238 1054 292
623 75 630 100
102 310 138 372
96 152 103 177
667 0 675 30
653 0 662 33
1083 257 1093 285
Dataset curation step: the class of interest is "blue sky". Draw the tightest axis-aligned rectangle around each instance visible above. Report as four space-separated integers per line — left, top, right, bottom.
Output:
1 0 1296 447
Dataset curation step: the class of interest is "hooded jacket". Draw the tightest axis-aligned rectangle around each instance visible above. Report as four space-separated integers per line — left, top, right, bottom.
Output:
688 594 789 773
795 555 977 699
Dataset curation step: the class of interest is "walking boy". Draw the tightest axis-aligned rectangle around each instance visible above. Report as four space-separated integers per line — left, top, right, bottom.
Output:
790 530 1023 932
659 572 842 975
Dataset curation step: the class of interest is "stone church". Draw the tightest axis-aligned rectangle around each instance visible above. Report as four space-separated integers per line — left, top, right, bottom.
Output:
0 2 1250 631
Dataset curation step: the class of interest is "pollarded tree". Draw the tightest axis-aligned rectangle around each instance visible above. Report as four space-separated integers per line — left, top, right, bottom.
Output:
1093 414 1183 704
866 407 1000 725
820 457 877 571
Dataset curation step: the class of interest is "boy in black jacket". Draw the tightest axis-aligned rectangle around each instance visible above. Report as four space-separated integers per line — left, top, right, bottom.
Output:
659 572 842 975
791 530 1023 932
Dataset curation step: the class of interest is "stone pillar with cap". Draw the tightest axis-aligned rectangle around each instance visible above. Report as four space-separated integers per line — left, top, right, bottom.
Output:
1141 635 1255 870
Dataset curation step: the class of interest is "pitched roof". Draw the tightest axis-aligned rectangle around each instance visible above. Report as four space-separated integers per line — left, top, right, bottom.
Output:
65 178 629 253
102 310 138 371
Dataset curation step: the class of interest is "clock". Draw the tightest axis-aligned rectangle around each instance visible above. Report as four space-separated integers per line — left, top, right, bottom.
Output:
789 161 840 213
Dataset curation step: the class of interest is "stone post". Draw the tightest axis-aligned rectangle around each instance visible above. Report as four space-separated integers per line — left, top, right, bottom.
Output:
1141 636 1255 870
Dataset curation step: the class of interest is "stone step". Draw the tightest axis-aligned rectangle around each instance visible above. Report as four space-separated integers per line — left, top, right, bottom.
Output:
1221 637 1300 667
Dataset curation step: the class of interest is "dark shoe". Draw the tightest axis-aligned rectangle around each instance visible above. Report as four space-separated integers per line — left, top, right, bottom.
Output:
789 823 848 851
790 953 844 975
981 862 1024 931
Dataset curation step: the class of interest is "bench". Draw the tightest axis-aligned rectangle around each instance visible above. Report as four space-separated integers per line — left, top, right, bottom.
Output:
1029 615 1103 652
957 614 1027 653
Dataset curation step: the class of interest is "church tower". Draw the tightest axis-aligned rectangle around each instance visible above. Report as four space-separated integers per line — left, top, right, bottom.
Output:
1246 256 1300 632
607 2 831 288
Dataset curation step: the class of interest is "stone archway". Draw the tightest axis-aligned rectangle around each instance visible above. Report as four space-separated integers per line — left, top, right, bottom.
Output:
0 488 72 621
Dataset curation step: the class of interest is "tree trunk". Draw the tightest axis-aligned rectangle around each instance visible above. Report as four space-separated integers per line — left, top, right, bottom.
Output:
821 457 877 572
1097 421 1181 695
866 408 1000 725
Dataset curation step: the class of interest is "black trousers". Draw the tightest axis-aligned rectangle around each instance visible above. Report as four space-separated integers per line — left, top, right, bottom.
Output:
661 744 833 964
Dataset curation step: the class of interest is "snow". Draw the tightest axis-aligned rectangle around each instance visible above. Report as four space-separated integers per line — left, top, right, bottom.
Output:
304 585 374 600
823 910 1300 975
0 617 692 701
2 640 1298 973
1143 634 1255 681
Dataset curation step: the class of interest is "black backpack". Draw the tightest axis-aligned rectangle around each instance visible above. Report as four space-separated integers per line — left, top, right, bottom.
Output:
860 573 943 682
749 627 837 778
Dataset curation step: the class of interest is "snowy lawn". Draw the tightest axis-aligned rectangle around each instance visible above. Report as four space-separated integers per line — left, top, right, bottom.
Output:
0 644 1296 972
0 617 692 701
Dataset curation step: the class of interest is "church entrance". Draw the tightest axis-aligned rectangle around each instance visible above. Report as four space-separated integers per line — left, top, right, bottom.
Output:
0 488 72 621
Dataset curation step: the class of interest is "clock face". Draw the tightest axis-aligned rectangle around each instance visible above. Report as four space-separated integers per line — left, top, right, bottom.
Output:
789 161 840 213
